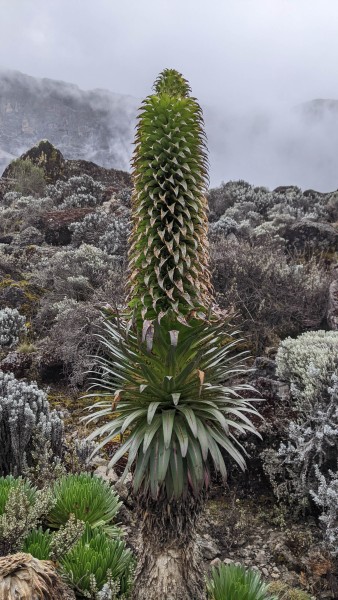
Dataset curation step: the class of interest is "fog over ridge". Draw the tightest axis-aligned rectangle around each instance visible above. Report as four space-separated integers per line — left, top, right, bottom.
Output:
1 68 338 192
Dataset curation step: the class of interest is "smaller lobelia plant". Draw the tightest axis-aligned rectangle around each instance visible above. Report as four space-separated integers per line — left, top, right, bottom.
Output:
22 527 53 561
46 473 122 537
60 524 134 598
207 563 277 600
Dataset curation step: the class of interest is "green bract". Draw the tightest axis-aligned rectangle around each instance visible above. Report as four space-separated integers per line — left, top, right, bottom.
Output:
61 524 134 597
0 476 36 514
207 563 277 600
84 315 260 501
46 474 122 537
22 527 52 560
128 68 213 323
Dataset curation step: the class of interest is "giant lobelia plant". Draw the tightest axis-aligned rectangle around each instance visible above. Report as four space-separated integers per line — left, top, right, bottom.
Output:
84 69 261 600
128 68 212 324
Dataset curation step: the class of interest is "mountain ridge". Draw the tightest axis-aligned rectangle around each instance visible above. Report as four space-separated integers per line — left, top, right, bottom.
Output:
0 68 138 175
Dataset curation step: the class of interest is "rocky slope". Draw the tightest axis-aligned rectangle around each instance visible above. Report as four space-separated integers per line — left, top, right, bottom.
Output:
0 69 138 174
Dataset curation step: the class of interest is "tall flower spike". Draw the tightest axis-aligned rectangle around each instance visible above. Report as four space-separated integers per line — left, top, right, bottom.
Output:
127 69 213 324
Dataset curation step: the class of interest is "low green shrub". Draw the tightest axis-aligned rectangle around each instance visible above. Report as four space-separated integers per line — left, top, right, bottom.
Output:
47 474 122 536
61 525 134 598
207 563 277 600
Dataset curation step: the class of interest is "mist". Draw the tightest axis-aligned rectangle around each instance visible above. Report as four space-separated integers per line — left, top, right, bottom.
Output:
1 0 338 190
206 101 338 190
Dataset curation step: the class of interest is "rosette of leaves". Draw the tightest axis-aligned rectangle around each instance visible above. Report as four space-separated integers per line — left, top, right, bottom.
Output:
0 476 36 514
60 525 134 597
84 315 260 501
128 68 213 324
47 474 122 537
207 563 277 600
22 527 52 560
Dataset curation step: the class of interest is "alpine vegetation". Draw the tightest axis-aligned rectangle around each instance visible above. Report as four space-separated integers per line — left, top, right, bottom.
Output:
0 308 26 348
84 69 261 600
0 370 64 476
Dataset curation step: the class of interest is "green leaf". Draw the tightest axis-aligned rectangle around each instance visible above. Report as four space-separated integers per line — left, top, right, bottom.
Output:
177 405 198 437
143 416 162 453
175 419 189 457
162 410 176 449
147 401 161 424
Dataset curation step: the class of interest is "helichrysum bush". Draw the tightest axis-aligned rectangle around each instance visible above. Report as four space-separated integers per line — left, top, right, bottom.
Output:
47 474 122 537
263 375 338 511
208 180 331 230
206 563 277 600
0 370 64 476
70 211 130 257
60 525 134 598
263 333 338 552
275 330 338 412
46 174 105 207
311 454 338 555
0 307 26 348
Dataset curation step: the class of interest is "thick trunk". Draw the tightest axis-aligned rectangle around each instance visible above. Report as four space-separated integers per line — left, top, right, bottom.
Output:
132 498 207 600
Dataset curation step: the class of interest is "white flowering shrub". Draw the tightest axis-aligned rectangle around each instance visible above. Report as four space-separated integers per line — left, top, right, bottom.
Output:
0 308 26 348
263 341 338 552
33 244 115 292
70 212 108 247
70 208 131 256
0 370 64 475
59 193 99 210
47 175 105 208
276 331 338 412
263 375 338 509
100 218 130 257
2 191 21 207
311 466 338 555
209 180 330 226
209 215 239 238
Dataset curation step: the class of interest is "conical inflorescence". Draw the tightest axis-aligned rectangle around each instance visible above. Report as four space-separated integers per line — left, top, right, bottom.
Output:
128 69 213 324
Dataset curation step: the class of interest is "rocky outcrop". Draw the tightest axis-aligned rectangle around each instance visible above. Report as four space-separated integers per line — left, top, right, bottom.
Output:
2 140 66 183
1 140 132 188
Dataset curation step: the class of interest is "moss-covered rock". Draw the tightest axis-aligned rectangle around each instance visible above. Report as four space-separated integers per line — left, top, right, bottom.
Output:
0 276 44 317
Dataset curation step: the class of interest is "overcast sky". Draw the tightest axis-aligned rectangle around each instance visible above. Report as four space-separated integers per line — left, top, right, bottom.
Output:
1 0 338 190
